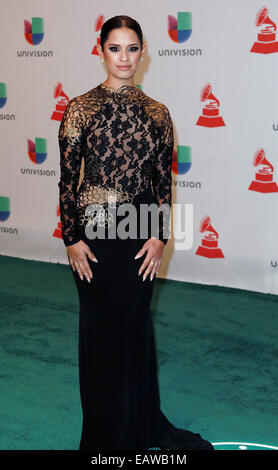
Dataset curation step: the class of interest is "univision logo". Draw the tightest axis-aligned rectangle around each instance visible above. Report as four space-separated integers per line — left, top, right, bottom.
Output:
0 82 7 108
158 12 202 57
172 146 202 190
21 138 56 177
28 138 47 164
0 82 16 120
24 17 44 45
0 196 10 222
17 17 54 57
0 196 18 237
168 12 192 43
172 145 192 174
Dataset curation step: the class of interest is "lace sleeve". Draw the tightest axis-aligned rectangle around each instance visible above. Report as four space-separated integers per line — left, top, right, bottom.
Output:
151 104 174 245
58 98 84 247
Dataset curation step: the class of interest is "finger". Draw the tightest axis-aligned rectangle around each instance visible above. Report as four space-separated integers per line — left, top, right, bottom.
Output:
86 247 98 263
156 261 161 274
73 259 91 282
134 244 148 260
142 260 156 281
142 261 152 280
138 252 153 276
150 261 159 281
148 257 161 281
82 264 93 282
74 262 84 281
82 259 93 281
78 259 93 282
134 251 142 260
68 257 76 272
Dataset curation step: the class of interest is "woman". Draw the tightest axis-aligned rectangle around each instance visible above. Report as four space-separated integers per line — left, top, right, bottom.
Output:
58 15 214 450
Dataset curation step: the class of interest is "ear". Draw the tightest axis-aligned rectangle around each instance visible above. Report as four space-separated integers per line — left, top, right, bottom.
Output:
96 44 103 58
141 42 147 55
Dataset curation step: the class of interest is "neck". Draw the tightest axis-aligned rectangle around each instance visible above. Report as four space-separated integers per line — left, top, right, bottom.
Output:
101 78 135 91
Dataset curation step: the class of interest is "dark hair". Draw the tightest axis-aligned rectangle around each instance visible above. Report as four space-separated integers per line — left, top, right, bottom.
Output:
100 15 143 50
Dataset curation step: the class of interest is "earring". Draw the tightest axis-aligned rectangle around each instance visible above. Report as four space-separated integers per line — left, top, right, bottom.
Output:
140 57 143 62
100 58 104 63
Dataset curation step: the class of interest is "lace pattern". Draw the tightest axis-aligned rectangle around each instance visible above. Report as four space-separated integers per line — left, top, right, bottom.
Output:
77 181 135 228
58 83 174 246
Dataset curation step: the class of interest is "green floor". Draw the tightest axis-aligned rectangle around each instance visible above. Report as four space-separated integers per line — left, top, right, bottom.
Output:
0 254 278 450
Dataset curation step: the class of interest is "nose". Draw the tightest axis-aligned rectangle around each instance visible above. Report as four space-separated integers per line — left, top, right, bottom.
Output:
120 50 128 61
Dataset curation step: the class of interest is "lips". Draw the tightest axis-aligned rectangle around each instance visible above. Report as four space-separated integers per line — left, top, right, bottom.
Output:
117 66 131 70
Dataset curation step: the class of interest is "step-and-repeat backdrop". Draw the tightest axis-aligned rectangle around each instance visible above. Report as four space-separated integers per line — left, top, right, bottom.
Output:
0 0 278 294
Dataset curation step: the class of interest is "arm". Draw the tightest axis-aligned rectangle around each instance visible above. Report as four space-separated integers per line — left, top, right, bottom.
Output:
58 98 84 247
151 104 174 245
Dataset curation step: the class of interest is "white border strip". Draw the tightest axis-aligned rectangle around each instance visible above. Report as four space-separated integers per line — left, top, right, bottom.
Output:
212 442 278 450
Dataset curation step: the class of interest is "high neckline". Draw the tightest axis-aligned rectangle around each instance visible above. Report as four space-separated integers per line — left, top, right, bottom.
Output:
97 82 144 103
99 82 138 93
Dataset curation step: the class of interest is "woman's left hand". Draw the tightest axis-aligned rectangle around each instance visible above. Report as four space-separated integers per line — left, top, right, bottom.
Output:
134 237 165 281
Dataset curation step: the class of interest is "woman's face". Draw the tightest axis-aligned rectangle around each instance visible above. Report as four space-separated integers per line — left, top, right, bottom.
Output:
97 27 145 81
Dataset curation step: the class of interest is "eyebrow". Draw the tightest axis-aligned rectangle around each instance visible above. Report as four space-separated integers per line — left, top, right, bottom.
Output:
108 43 139 46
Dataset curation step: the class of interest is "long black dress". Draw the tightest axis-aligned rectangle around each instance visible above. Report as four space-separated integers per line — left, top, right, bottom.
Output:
58 82 214 450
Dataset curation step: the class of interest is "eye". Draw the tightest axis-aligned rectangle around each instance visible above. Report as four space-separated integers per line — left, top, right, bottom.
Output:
108 46 139 52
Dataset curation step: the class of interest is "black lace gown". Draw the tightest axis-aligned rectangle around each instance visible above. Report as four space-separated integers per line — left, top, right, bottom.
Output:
58 82 214 450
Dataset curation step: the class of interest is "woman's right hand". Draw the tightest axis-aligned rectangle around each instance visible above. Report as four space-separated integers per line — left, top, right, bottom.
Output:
67 240 98 282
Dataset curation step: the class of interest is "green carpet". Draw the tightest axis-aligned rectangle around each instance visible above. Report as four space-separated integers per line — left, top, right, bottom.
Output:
0 254 278 450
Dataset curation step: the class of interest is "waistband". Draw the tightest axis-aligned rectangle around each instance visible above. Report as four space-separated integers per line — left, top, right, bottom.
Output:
77 184 160 241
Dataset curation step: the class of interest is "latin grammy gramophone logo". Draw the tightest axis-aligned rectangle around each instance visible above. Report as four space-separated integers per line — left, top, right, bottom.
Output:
53 204 62 240
248 147 278 193
168 12 192 43
24 17 44 45
51 82 69 122
172 146 191 175
196 83 225 128
250 6 278 54
91 14 105 55
195 215 224 258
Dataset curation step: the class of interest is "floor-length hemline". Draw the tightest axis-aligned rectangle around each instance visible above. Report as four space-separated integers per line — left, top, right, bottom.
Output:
72 188 214 451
